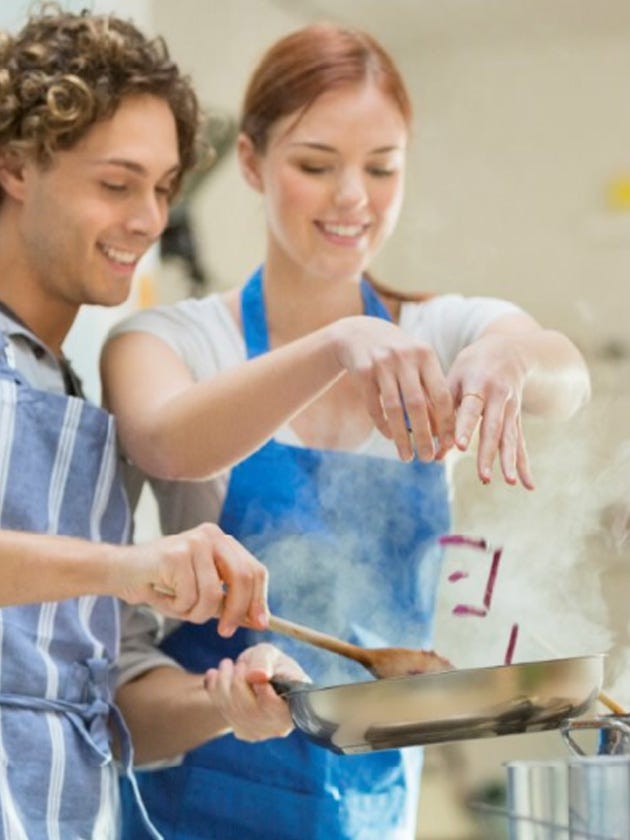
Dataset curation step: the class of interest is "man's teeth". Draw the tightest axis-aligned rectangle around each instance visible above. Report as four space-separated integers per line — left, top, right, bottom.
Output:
101 244 137 264
322 223 364 237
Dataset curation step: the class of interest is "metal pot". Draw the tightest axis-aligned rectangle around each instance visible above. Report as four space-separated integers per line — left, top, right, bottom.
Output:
274 654 603 754
561 715 630 757
568 755 630 839
502 708 630 839
505 759 569 839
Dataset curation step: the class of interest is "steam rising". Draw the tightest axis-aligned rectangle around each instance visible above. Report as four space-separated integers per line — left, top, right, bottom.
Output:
434 399 630 709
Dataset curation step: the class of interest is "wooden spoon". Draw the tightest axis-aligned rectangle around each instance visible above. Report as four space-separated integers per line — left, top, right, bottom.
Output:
267 613 453 679
150 584 452 679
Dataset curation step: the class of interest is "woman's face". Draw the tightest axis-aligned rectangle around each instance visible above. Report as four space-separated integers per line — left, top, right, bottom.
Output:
241 81 408 283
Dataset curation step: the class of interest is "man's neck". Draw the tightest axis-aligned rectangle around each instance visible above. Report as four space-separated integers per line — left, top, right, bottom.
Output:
0 207 78 354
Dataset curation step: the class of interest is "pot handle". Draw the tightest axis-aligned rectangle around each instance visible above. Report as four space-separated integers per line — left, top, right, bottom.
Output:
560 717 630 756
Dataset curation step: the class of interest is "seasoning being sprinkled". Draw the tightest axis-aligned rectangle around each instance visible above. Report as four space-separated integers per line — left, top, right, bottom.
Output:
483 548 503 610
504 623 519 665
439 535 487 550
453 605 488 617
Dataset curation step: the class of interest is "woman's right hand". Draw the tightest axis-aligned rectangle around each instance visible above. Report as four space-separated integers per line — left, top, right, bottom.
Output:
328 316 455 462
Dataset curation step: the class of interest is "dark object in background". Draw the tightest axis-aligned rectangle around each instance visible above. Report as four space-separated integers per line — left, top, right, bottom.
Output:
161 110 237 292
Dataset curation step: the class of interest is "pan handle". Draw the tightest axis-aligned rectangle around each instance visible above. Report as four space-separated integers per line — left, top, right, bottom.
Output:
269 678 313 697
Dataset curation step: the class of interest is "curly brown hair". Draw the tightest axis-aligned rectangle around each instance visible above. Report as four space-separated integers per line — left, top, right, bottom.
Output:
0 3 203 198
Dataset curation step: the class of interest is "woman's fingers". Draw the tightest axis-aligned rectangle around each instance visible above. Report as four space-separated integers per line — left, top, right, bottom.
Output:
417 356 455 459
515 418 535 490
497 400 520 486
334 318 454 461
454 392 485 451
457 389 534 489
475 394 506 484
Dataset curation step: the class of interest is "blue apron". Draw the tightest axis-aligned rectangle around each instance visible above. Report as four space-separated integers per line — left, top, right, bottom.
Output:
123 267 451 839
0 334 160 840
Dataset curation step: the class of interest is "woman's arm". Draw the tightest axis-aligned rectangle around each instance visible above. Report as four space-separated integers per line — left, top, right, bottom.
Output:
100 316 456 479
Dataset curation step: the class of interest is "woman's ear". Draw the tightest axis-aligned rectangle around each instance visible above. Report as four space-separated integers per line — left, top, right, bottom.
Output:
237 133 264 193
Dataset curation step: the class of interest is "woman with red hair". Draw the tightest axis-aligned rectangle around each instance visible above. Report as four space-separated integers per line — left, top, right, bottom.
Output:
103 23 589 839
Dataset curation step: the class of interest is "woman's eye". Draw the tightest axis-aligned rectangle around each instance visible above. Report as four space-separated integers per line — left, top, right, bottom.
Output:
368 167 395 178
102 182 127 192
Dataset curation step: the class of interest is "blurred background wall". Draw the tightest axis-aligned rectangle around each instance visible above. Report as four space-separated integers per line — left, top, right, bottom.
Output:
3 2 629 837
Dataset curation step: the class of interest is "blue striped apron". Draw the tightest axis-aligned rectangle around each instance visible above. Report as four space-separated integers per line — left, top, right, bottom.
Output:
0 334 159 840
123 267 451 839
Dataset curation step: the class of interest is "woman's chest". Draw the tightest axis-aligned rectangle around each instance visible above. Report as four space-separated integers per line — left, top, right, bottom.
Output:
288 377 375 450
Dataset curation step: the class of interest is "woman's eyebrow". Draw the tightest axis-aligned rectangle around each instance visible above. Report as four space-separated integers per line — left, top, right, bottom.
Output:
288 142 402 154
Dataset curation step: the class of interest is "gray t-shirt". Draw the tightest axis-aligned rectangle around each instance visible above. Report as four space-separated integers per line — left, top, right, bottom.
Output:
0 304 79 394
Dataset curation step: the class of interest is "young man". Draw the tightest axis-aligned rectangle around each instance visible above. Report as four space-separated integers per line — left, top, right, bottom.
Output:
0 9 300 838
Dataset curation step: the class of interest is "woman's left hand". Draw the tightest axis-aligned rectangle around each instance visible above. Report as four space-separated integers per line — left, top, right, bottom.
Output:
203 643 309 742
447 331 535 489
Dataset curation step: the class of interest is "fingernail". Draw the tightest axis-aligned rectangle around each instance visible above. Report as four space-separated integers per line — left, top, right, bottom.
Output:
457 435 468 448
398 446 413 462
219 622 235 638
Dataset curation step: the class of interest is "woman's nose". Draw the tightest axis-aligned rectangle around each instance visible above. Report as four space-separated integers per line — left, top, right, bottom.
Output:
333 169 368 209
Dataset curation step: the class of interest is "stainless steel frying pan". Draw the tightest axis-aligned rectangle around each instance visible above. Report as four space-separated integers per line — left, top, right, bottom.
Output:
274 654 604 754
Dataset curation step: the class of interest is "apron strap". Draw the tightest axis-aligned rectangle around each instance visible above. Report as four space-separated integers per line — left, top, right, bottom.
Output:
240 265 268 359
359 278 394 322
240 266 394 360
109 705 165 840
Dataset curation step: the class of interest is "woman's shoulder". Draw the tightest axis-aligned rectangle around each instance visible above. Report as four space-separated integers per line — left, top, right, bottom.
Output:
399 292 522 331
398 292 523 371
108 291 245 377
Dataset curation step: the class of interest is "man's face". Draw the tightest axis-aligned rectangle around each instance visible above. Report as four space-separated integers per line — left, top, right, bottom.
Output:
15 93 180 314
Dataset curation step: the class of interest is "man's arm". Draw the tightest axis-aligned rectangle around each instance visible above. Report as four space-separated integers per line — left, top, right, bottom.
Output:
0 525 268 633
116 644 306 765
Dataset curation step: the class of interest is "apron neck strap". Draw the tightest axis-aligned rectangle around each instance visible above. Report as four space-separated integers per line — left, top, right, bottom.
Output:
240 266 393 360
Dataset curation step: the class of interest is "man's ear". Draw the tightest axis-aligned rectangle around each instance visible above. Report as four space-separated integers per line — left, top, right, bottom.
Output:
0 152 28 202
237 133 264 193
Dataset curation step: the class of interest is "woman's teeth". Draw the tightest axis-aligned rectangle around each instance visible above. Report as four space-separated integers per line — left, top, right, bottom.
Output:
322 223 364 238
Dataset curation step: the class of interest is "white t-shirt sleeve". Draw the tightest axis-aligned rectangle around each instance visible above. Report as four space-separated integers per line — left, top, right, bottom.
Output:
107 295 245 381
399 294 523 373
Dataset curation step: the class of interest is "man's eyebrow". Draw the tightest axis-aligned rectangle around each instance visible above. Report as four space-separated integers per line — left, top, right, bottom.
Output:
92 158 181 177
